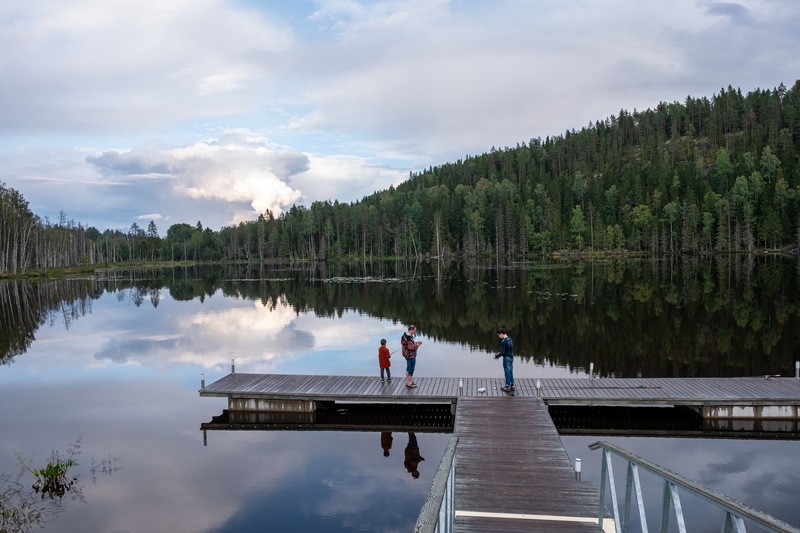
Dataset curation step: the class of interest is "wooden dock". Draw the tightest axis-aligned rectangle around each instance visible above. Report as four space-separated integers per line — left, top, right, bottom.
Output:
201 373 800 412
200 373 800 532
452 397 610 532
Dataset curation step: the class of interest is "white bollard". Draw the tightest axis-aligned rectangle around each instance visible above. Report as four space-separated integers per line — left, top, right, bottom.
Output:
589 362 594 378
459 378 463 396
796 361 799 379
200 372 205 390
575 458 582 481
231 358 235 374
536 379 541 399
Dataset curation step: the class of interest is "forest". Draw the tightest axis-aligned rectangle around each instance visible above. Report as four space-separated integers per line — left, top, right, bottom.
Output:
2 81 800 275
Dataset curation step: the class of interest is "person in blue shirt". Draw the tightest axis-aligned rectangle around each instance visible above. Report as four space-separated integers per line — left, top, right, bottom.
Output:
494 327 514 392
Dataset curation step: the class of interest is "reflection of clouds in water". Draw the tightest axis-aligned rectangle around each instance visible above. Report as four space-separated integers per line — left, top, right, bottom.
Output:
293 312 402 349
562 436 800 530
178 301 315 367
689 441 800 527
290 432 436 532
89 299 317 369
1 378 310 533
21 286 581 379
95 334 181 364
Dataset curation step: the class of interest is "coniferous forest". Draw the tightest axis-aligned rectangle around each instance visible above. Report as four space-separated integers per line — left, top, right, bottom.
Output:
2 81 800 275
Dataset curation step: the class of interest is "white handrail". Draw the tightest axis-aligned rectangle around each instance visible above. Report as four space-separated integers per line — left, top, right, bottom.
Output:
590 441 800 533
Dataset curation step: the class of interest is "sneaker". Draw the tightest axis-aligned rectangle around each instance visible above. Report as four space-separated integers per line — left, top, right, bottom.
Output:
406 383 417 388
509 385 515 391
500 386 511 393
387 378 392 382
381 379 385 383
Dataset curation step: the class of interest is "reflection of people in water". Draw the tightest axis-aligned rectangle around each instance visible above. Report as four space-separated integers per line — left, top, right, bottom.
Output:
404 432 424 478
381 431 393 457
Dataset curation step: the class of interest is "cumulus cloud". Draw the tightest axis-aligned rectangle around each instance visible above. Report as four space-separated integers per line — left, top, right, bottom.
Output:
87 132 307 223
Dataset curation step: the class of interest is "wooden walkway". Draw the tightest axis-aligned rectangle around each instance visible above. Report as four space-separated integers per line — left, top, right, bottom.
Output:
201 373 800 407
452 397 609 532
200 373 800 532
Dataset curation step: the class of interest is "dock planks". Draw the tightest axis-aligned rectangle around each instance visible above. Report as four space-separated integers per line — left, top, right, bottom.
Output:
452 397 607 532
201 373 800 407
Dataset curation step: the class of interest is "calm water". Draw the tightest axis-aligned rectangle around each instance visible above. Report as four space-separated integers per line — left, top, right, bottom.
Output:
1 257 799 532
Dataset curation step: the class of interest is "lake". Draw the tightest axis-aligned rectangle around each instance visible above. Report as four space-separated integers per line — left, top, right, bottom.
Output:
1 257 799 532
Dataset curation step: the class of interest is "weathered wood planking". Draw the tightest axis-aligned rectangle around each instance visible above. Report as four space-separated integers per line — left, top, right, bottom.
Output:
201 373 800 406
200 374 800 531
453 397 606 532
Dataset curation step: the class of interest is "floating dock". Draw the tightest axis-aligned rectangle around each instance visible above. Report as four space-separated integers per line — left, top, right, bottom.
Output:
200 373 800 532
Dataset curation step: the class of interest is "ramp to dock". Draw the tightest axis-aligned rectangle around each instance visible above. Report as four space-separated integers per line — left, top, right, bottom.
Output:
453 397 611 532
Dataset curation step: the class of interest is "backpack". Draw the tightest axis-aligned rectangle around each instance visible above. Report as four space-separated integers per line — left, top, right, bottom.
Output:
401 333 411 358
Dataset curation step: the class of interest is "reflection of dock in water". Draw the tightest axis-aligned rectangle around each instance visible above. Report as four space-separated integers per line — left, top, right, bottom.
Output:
201 402 454 433
549 405 800 439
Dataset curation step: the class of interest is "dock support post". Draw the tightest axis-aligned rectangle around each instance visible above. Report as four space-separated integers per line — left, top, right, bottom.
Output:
200 372 205 390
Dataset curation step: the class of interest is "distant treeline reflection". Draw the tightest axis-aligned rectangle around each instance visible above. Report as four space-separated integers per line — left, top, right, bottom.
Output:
1 257 798 377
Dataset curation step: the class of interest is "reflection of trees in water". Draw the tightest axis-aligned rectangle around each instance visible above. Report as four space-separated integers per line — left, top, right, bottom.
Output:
207 257 800 377
0 280 103 365
240 256 798 378
1 257 799 376
0 274 166 365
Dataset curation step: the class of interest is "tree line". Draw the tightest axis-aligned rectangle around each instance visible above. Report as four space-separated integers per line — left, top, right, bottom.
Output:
2 81 800 275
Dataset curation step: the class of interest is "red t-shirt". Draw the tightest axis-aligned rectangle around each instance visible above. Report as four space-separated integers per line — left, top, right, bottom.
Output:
378 345 391 368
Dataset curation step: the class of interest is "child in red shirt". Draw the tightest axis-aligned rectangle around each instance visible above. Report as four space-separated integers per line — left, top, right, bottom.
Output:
378 338 392 383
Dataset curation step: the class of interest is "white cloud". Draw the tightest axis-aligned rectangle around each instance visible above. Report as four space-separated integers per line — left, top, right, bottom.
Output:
289 154 407 203
1 0 799 230
0 0 292 134
86 131 307 223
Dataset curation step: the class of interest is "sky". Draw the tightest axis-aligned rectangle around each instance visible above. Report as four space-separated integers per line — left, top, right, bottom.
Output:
1 0 799 234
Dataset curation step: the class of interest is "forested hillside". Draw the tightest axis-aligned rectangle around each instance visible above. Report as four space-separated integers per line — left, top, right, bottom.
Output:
2 81 800 274
345 81 800 260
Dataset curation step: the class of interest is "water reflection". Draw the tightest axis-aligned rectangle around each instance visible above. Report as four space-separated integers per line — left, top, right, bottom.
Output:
1 257 799 531
380 432 393 457
403 433 424 479
1 438 119 532
561 435 800 533
2 256 799 376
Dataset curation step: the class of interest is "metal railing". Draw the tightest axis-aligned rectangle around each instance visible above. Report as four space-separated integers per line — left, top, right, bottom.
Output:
589 441 800 533
414 436 457 533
